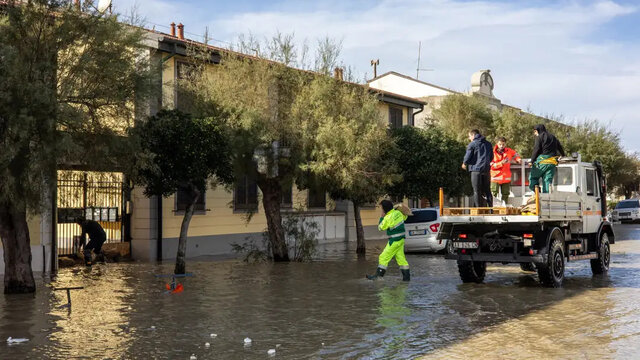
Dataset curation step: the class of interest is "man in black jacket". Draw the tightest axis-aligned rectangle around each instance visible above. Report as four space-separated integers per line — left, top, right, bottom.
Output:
75 217 107 266
529 124 565 193
462 129 493 207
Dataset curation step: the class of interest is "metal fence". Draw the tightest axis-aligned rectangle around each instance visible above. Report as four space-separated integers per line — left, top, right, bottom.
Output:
56 171 125 256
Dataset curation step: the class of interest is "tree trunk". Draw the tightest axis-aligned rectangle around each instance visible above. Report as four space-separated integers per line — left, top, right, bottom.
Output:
353 201 366 254
0 201 36 294
258 178 289 262
174 188 199 274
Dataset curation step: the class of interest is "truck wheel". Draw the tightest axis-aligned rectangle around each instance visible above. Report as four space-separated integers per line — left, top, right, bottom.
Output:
537 238 565 287
590 233 610 275
520 263 536 272
457 260 486 283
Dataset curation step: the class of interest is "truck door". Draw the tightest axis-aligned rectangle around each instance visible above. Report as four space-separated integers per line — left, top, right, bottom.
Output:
583 168 601 234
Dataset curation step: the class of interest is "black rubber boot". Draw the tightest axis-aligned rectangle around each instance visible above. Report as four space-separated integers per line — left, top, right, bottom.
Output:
84 249 92 266
401 269 411 282
366 267 386 280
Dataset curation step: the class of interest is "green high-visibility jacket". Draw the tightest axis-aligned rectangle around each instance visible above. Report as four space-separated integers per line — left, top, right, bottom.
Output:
378 209 408 245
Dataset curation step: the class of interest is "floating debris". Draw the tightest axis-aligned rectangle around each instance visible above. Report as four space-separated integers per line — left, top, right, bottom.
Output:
268 349 276 356
205 342 210 348
189 355 197 360
210 333 217 338
276 344 281 348
321 342 325 346
244 337 252 345
150 326 156 330
7 337 29 344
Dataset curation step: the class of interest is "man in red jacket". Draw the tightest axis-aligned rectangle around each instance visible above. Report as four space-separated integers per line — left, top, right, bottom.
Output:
490 137 521 205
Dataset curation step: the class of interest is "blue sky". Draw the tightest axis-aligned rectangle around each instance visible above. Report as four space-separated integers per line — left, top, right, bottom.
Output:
114 0 640 153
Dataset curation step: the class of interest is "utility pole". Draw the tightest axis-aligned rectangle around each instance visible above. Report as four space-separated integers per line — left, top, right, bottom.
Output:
416 41 434 80
370 59 379 78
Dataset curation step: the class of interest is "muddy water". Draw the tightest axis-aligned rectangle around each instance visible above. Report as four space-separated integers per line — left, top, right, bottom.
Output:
2 224 640 359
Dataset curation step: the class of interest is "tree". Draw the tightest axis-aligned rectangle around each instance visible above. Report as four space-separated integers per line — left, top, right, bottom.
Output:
182 34 348 261
0 1 152 293
432 94 495 142
388 126 470 204
562 120 631 192
130 110 232 274
295 76 398 254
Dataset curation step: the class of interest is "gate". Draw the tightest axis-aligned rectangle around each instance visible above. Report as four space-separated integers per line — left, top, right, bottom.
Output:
56 171 126 256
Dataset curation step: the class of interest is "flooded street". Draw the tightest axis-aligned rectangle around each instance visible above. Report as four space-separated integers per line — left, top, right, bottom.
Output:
2 224 640 359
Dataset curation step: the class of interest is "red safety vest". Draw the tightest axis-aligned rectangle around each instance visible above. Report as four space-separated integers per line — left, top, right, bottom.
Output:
490 146 521 184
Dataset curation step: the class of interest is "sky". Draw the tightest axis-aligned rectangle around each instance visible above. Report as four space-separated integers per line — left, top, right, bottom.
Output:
113 0 640 153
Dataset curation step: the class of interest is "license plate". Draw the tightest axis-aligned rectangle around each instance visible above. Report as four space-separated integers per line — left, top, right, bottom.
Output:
409 230 427 236
453 241 478 249
620 212 630 216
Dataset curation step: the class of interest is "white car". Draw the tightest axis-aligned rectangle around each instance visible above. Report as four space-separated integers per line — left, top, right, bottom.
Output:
612 199 640 223
404 208 444 252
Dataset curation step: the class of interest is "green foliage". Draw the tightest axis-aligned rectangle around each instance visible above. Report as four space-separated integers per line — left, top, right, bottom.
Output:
561 120 639 196
388 126 470 202
283 213 319 262
0 0 153 213
231 212 319 262
432 94 495 143
295 76 398 205
129 110 233 197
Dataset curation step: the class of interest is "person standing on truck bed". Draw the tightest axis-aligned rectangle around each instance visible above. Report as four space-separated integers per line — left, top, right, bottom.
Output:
462 129 493 207
367 200 410 281
490 137 521 205
529 124 565 193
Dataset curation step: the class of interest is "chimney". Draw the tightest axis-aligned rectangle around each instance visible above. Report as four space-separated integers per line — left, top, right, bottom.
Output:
333 67 343 81
170 22 176 37
73 0 80 10
177 23 184 40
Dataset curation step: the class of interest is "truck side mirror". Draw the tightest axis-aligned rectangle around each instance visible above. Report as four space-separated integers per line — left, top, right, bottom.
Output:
596 197 601 202
576 186 581 195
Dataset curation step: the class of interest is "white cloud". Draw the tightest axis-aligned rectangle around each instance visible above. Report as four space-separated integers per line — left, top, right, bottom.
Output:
114 0 640 152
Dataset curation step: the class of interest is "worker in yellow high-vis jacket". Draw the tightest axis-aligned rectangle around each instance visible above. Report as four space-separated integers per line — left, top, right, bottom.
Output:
367 200 410 281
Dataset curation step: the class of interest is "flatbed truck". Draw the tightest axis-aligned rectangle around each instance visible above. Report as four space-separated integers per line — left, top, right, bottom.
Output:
437 155 614 287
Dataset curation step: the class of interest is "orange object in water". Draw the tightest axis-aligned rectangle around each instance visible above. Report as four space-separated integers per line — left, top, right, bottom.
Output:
171 284 184 294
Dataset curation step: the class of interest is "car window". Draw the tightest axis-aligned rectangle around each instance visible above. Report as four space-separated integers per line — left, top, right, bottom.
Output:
553 167 573 186
616 200 640 209
405 210 438 224
585 169 597 196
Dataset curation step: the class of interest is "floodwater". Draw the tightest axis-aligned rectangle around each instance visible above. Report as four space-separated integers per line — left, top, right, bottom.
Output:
2 224 640 360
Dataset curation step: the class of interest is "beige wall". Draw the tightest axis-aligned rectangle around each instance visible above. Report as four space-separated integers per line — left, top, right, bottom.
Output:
160 185 328 238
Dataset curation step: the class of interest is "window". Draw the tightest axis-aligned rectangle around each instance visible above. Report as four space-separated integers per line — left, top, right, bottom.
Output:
585 169 598 196
234 176 258 210
176 186 206 212
389 107 403 129
405 209 438 224
553 167 573 186
616 200 640 209
281 184 293 209
308 187 326 209
176 61 197 111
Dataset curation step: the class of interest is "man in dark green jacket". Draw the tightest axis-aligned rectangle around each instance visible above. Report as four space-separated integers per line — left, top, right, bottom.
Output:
367 200 410 281
529 124 565 193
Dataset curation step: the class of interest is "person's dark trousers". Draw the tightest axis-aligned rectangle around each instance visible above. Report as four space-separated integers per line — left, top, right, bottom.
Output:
471 171 493 207
84 236 106 265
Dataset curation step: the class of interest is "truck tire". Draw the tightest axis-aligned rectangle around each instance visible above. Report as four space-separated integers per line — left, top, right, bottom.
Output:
537 237 564 288
520 263 536 272
590 233 610 275
457 260 486 283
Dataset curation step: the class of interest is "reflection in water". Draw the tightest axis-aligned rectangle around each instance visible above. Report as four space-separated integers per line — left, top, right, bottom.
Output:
0 225 639 359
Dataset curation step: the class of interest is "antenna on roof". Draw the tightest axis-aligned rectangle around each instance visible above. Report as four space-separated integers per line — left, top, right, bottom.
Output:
416 41 434 80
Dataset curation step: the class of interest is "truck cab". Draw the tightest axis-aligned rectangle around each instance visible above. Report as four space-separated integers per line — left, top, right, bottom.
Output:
438 154 614 287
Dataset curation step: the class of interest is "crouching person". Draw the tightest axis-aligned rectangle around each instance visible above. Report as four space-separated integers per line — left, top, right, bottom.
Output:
75 217 107 266
367 200 410 282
